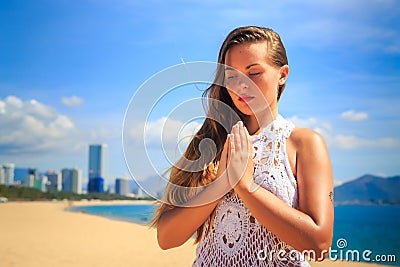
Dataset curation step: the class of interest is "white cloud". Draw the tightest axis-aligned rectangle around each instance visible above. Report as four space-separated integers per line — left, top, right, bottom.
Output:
289 116 318 128
288 115 399 150
61 96 84 107
288 116 332 131
0 100 5 114
6 95 23 108
24 99 57 119
130 117 202 149
340 110 368 121
0 96 78 153
333 135 399 150
126 117 204 179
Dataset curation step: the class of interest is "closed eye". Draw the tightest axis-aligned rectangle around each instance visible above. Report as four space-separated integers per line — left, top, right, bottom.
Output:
249 72 261 76
226 74 238 80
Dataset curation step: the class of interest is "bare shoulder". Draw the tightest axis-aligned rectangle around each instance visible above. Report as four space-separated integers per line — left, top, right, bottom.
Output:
285 128 330 178
288 128 328 152
288 128 333 190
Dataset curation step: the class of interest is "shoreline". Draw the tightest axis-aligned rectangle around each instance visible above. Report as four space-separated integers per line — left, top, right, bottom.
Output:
0 201 395 267
68 198 157 207
67 199 157 225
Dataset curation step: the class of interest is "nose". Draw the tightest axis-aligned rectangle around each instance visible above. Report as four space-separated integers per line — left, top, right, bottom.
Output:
236 77 248 93
225 73 249 93
239 78 248 88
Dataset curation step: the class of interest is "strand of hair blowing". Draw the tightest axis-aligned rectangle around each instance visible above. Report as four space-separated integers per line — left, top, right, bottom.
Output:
152 26 288 243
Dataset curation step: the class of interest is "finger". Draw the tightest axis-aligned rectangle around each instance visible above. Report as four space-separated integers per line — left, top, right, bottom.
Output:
239 122 247 150
213 135 230 181
226 134 231 163
243 126 253 156
232 123 241 150
220 134 229 167
230 132 235 153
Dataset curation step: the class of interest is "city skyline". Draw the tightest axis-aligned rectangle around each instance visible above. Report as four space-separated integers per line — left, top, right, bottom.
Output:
1 143 125 194
0 161 134 195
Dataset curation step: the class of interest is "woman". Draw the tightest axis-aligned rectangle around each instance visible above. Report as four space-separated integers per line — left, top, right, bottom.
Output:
153 26 334 266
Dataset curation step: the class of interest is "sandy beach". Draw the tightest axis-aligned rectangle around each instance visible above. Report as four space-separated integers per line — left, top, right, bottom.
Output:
0 201 393 267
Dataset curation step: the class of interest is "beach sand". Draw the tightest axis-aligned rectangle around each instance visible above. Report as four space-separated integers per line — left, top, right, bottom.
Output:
0 201 393 267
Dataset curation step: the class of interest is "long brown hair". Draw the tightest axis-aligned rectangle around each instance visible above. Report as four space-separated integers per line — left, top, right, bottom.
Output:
152 26 288 243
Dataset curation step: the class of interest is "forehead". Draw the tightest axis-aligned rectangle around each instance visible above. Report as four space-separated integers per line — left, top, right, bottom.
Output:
224 42 270 69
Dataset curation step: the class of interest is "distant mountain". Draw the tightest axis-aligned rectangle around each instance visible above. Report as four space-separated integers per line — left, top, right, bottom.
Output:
334 174 400 205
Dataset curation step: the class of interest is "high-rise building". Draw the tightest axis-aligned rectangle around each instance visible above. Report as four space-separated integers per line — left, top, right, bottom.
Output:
46 170 61 192
88 144 107 180
62 168 82 194
2 163 15 185
0 167 4 185
115 178 130 196
24 174 35 188
137 187 144 198
88 144 107 193
34 175 48 192
28 168 39 180
88 177 104 193
14 168 29 182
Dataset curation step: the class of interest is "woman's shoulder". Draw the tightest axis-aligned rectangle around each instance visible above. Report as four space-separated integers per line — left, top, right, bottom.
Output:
288 127 327 151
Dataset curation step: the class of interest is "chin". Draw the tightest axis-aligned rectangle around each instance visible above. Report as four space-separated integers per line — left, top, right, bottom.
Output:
235 106 255 116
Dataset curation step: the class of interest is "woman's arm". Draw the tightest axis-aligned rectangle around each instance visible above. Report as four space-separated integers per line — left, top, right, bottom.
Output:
230 123 334 260
157 197 220 250
157 137 231 250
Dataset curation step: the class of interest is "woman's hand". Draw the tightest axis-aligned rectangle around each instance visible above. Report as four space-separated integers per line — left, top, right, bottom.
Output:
227 121 255 191
210 134 230 182
186 135 232 207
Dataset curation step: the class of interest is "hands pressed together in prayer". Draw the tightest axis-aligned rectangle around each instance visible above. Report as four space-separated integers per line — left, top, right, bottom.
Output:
213 121 256 193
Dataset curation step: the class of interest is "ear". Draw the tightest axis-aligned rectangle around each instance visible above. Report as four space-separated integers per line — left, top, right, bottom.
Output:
278 65 289 86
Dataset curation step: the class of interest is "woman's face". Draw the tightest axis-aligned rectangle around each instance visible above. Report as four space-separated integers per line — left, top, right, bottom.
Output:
224 42 288 118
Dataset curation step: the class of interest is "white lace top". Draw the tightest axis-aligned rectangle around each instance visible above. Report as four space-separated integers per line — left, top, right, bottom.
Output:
193 115 310 267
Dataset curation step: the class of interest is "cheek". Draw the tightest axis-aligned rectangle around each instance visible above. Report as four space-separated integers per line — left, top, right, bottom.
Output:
226 88 239 100
256 79 278 98
226 86 239 98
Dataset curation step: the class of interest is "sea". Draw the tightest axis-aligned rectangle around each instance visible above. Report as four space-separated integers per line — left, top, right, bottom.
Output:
69 204 400 266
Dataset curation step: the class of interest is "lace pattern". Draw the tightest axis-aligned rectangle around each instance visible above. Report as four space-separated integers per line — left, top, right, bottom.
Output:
193 115 310 267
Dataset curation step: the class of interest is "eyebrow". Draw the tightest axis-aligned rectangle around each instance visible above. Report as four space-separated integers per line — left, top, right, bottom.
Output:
224 63 261 71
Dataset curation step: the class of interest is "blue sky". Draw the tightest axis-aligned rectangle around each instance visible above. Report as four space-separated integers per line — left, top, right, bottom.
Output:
1 0 399 186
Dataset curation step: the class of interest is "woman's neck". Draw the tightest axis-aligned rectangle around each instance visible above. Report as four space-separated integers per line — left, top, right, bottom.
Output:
244 108 278 135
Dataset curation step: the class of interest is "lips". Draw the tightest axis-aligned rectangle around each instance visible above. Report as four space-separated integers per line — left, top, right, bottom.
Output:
238 95 254 103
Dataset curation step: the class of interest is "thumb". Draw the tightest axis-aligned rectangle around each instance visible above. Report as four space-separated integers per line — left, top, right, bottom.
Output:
220 134 229 168
214 134 229 181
